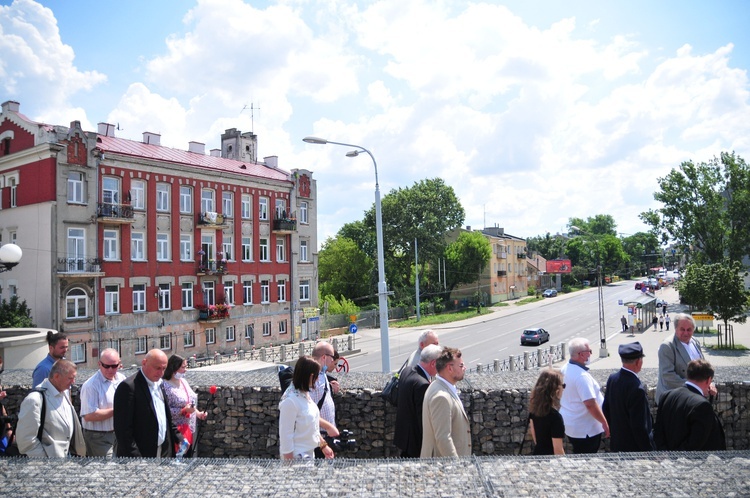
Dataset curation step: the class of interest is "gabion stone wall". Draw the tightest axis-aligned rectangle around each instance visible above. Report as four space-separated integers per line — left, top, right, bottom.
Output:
1 367 748 458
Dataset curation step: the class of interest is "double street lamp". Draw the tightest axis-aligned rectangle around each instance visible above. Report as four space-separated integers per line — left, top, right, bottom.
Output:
302 137 391 372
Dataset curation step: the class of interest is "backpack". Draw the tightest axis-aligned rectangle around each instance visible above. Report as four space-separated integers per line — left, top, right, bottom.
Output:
380 358 408 407
0 388 46 457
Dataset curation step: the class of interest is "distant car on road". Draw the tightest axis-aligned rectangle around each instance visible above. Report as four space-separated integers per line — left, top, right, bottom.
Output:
542 289 558 297
521 327 550 346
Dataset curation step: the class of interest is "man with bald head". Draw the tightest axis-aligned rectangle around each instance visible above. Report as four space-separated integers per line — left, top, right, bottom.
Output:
114 349 182 458
80 348 125 456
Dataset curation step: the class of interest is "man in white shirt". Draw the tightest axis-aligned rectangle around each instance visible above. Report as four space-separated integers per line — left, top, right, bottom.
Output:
310 342 339 433
80 348 125 457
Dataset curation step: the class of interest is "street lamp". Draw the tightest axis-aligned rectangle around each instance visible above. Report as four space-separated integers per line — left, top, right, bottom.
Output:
302 136 391 372
570 227 608 358
0 243 22 272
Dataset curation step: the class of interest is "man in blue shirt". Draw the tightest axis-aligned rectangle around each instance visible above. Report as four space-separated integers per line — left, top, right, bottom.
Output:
32 331 68 387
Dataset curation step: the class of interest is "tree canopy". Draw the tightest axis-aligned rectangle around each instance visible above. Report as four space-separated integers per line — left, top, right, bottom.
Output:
318 236 374 303
0 296 35 328
444 231 492 290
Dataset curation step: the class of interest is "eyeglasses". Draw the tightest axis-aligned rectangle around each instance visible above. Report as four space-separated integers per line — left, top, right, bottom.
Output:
562 383 566 389
100 362 121 369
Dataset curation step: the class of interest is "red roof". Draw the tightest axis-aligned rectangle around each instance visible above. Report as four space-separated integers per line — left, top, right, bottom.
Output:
96 135 291 183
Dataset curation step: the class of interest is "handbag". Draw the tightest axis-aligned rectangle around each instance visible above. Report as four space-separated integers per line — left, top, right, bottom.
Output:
380 359 408 407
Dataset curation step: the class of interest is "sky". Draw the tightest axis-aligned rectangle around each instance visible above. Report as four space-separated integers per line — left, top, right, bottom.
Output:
2 0 749 247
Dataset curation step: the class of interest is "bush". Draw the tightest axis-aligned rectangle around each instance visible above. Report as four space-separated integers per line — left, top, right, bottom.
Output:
527 285 537 296
562 284 572 294
321 294 359 315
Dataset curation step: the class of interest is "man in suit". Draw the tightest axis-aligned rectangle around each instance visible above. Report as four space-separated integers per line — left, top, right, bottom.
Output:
420 347 471 458
394 344 442 457
16 359 86 457
602 342 656 452
654 359 726 451
656 313 716 403
406 329 439 370
114 349 182 458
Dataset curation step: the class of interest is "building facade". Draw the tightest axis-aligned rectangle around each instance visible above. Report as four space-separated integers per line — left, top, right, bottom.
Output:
0 100 318 368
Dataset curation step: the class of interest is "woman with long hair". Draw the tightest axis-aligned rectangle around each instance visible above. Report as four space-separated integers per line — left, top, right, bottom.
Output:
528 368 566 455
163 354 207 457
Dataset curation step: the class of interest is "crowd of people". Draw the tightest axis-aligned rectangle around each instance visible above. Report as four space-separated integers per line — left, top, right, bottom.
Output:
0 312 728 459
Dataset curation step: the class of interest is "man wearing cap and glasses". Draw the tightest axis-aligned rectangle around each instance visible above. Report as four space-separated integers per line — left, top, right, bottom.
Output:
80 348 125 457
602 342 656 452
560 338 609 453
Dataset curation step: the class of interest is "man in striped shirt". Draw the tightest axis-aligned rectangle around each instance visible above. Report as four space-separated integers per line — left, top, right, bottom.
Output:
80 348 125 457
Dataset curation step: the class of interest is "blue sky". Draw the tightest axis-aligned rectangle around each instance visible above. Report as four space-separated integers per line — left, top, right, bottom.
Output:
2 0 749 245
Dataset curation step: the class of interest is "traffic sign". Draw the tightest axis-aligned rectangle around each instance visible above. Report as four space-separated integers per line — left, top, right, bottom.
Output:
349 323 358 334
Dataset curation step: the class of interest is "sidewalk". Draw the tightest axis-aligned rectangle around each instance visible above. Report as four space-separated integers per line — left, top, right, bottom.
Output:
588 284 750 370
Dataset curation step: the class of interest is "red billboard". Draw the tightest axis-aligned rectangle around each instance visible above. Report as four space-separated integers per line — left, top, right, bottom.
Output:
546 259 572 274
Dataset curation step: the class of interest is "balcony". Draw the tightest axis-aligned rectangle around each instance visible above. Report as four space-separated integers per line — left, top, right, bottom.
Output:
197 259 228 276
97 203 135 224
272 217 297 234
198 212 227 228
517 253 527 259
497 270 507 276
197 304 230 322
57 258 104 276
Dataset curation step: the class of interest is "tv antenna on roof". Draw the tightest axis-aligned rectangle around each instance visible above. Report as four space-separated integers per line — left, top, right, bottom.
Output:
241 103 260 133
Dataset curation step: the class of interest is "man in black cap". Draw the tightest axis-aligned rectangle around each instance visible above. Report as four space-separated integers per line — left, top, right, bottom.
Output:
602 342 656 452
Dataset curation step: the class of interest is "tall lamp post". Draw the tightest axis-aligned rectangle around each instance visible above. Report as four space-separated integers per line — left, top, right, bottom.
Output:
0 243 22 273
302 137 391 372
570 227 608 358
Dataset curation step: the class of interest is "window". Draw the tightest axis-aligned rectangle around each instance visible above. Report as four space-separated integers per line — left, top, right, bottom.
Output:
244 324 254 340
8 284 16 297
156 233 170 261
203 281 215 306
259 238 269 261
180 234 192 261
105 339 121 355
260 280 270 303
223 281 234 305
275 199 285 218
66 288 88 319
131 232 145 260
226 325 235 342
133 284 146 313
67 227 85 271
222 192 233 217
201 189 215 213
156 183 170 212
9 178 17 208
300 201 308 224
182 282 193 309
105 285 119 314
67 171 85 204
299 280 310 302
184 330 195 348
103 229 119 261
262 322 271 336
70 343 86 364
158 283 171 310
276 238 286 262
131 180 145 210
243 281 253 305
135 336 147 354
300 240 308 262
159 334 171 350
180 185 192 214
103 177 120 205
206 328 216 344
241 194 251 219
259 197 268 220
277 279 286 302
279 320 287 335
222 236 233 261
241 237 252 261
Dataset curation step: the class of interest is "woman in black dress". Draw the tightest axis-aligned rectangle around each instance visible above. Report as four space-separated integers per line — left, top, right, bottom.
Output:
529 368 565 455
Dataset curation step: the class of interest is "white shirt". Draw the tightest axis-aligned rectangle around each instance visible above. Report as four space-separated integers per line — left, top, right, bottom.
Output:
142 370 167 446
80 370 125 431
680 340 702 361
560 361 605 438
278 387 321 458
310 372 335 429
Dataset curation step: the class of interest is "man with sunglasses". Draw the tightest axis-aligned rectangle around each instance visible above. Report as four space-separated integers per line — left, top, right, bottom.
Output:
80 348 125 457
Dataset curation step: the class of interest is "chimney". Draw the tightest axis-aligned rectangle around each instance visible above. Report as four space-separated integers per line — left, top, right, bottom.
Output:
188 141 205 154
98 123 116 137
209 148 221 157
1 101 20 114
264 156 278 169
143 132 161 145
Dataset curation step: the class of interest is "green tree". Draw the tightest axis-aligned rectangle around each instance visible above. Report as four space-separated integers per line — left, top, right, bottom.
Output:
318 236 374 303
0 295 35 328
527 232 566 261
321 294 360 316
705 260 749 337
640 152 750 264
568 215 618 236
620 232 660 276
444 231 492 291
676 263 711 311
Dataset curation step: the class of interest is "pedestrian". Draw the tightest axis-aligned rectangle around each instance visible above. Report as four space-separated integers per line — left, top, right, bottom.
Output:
620 315 628 333
659 315 664 331
528 368 566 455
665 314 671 331
652 314 658 331
79 348 125 457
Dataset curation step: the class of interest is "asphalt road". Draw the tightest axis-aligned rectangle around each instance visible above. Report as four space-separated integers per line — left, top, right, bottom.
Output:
347 280 656 372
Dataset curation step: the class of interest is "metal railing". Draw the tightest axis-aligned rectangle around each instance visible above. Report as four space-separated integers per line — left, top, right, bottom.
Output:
56 257 102 273
474 342 566 373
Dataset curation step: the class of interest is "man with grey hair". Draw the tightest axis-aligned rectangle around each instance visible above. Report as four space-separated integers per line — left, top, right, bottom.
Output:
394 344 443 457
406 329 439 369
560 338 609 453
80 348 125 457
656 313 716 403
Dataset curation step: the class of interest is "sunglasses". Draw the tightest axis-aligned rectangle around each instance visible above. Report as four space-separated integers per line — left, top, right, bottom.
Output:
100 362 121 369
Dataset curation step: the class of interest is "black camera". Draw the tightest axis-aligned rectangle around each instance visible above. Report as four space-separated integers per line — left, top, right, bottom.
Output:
324 429 356 452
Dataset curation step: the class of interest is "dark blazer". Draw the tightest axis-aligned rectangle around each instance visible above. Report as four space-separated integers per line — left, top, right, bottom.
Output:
394 365 430 457
654 384 726 451
602 368 655 452
113 370 181 457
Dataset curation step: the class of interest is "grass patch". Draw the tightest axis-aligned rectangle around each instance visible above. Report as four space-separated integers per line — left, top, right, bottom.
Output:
516 297 544 305
694 328 719 336
392 308 493 327
493 302 510 307
707 343 749 351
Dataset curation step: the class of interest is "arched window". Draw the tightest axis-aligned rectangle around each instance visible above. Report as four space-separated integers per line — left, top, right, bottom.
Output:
66 288 88 319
